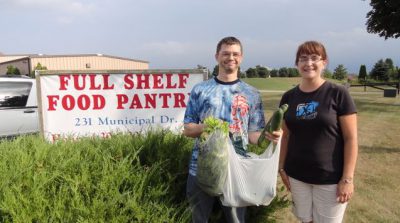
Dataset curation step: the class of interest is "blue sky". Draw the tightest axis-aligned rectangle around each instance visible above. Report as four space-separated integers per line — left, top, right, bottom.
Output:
1 0 399 74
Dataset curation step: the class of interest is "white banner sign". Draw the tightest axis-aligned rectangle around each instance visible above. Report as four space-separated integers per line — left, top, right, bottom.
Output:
36 70 206 142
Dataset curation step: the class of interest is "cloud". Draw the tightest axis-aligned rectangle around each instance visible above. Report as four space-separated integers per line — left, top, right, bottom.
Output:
240 38 299 69
139 41 212 57
1 0 95 14
0 0 97 25
316 27 400 72
57 16 74 24
320 27 371 48
134 40 215 69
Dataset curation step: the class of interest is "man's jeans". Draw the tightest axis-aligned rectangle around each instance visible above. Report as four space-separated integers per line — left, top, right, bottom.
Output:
186 174 246 223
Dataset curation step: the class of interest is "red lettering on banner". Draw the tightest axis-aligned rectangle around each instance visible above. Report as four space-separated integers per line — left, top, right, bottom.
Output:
144 94 157 108
74 75 86 90
102 74 114 90
178 73 189 88
165 74 177 88
47 94 106 111
58 74 115 91
52 134 61 142
158 93 172 108
92 95 106 109
173 93 186 108
59 75 70 90
153 74 163 89
129 94 143 109
122 73 189 89
115 93 189 109
124 74 134 89
75 94 105 110
116 94 128 109
47 95 60 110
89 74 101 90
77 94 91 110
62 95 75 110
136 74 150 89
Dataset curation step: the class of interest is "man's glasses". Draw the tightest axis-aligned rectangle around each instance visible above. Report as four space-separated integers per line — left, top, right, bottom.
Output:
221 52 242 58
298 55 323 63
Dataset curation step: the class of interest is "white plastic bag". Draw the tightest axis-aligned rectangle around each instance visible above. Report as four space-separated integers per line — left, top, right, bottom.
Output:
197 129 229 196
219 138 281 207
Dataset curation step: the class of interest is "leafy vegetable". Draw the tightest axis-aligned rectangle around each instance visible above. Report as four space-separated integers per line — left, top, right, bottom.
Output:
200 116 229 142
197 117 229 196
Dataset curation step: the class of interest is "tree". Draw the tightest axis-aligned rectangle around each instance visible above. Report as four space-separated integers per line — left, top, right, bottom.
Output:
370 59 390 81
6 65 21 75
255 65 269 78
323 69 333 79
384 58 394 70
396 67 400 80
384 58 398 80
238 67 245 78
31 62 48 77
34 62 47 71
212 65 218 77
287 68 299 77
358 65 368 82
333 65 348 80
245 67 257 78
278 67 289 77
365 0 400 39
270 69 279 77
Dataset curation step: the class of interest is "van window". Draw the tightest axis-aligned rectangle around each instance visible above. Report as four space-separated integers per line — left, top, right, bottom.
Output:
0 82 32 108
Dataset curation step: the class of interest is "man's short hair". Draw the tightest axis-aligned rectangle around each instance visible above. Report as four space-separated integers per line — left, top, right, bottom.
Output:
216 36 242 54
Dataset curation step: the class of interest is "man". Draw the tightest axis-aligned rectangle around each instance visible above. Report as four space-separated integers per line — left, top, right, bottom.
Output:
183 36 280 223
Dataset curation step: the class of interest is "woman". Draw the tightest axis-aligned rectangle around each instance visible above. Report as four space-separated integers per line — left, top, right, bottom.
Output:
278 41 358 223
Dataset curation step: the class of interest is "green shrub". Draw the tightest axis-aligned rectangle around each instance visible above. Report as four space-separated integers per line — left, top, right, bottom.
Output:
0 130 288 222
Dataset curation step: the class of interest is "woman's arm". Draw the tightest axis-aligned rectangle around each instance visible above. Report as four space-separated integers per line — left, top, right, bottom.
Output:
337 113 358 203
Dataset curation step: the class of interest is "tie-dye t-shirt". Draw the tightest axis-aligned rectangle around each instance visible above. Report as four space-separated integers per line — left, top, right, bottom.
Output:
184 77 265 176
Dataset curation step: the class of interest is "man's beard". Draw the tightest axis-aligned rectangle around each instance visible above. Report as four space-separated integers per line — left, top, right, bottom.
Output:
221 64 237 73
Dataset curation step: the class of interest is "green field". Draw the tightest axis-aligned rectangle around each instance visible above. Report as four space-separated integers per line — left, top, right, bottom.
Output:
243 78 400 223
242 77 300 91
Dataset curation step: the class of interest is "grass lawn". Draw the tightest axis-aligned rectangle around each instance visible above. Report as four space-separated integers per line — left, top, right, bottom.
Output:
245 78 400 222
242 77 301 91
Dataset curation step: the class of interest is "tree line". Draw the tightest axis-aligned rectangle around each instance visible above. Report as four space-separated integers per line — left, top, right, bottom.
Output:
358 58 399 82
203 57 399 83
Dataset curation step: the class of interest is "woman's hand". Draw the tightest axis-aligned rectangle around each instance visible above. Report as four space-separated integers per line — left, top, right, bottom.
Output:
279 169 291 192
336 180 354 203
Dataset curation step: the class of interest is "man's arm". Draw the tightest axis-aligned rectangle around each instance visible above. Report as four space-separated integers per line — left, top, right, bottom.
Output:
183 123 205 138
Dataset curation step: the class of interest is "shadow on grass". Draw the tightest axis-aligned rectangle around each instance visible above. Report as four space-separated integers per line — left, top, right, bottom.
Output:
359 145 400 154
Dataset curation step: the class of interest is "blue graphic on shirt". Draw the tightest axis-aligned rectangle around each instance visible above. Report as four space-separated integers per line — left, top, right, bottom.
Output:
296 101 319 120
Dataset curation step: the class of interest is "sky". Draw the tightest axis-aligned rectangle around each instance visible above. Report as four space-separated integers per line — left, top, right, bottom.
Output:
0 0 399 74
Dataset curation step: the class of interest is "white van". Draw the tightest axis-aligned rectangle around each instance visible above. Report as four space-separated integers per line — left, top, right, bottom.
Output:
0 75 39 138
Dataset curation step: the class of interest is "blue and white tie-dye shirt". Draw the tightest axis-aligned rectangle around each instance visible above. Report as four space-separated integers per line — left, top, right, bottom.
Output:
184 77 265 176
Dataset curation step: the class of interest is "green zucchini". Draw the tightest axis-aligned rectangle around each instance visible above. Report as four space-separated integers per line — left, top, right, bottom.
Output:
257 104 288 152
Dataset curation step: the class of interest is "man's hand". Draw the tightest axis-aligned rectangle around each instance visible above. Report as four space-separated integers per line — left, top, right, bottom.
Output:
264 129 283 144
183 123 206 138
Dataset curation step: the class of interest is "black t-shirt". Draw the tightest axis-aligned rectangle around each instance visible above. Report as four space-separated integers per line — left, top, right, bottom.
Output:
279 81 357 184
